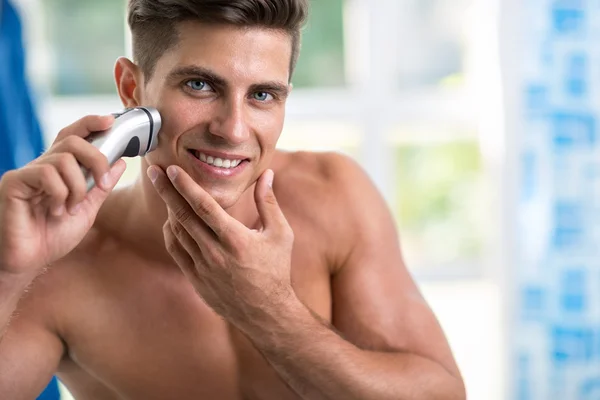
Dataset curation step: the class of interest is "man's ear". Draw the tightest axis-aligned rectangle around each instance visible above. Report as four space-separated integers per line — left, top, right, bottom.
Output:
114 57 143 108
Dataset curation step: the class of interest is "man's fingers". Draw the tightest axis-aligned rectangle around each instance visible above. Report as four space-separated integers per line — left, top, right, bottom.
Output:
149 165 242 239
168 211 204 260
41 153 88 213
54 115 115 142
163 221 195 269
15 165 69 216
51 136 111 191
46 115 115 195
165 166 233 235
148 166 219 248
3 157 125 218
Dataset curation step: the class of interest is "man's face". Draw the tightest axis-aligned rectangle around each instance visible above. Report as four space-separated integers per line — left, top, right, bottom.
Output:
139 22 292 209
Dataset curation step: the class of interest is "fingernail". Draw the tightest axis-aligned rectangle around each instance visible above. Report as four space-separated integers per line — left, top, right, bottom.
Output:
101 172 111 188
147 167 158 183
266 170 274 188
167 166 178 181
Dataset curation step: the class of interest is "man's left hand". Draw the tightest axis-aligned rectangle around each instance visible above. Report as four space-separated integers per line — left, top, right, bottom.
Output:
148 165 296 325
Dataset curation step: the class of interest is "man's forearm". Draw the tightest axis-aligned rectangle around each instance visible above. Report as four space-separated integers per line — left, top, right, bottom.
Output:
241 297 465 400
0 272 31 340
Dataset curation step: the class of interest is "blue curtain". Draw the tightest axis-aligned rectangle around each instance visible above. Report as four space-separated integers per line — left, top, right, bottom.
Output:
37 377 61 400
1 1 59 399
0 0 45 174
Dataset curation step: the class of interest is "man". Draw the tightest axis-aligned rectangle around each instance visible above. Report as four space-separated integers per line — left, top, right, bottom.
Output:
0 1 466 399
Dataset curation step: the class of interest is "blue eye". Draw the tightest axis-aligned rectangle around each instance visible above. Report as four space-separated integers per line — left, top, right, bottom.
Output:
186 80 211 91
253 92 272 101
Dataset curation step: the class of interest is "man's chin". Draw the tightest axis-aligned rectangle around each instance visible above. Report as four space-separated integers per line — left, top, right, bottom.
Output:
176 163 253 210
204 188 244 211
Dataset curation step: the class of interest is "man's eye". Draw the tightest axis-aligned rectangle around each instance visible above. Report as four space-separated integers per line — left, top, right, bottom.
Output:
185 80 212 91
253 92 273 101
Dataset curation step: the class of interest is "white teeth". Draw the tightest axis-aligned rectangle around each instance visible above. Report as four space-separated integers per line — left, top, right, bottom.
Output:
193 151 244 169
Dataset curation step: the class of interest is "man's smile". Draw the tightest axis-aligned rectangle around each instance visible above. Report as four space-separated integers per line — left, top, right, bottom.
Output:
186 148 251 177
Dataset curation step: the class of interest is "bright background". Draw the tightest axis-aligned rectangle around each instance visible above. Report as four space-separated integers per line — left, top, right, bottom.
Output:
12 0 508 399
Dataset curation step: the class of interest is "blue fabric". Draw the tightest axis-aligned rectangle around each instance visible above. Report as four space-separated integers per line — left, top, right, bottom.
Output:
37 377 61 400
1 1 59 399
0 0 45 176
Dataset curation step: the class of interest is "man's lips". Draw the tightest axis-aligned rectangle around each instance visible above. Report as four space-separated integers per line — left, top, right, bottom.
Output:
187 148 248 161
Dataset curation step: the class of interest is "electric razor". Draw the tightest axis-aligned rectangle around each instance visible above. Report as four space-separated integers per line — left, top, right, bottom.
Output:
82 106 162 191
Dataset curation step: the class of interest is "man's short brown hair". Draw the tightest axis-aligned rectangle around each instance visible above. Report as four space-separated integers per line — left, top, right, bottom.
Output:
127 0 309 82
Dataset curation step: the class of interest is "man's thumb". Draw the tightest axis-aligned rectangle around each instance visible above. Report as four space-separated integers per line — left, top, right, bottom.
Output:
255 169 281 230
85 159 127 211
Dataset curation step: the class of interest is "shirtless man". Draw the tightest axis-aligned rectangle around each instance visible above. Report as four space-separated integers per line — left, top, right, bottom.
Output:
0 1 466 399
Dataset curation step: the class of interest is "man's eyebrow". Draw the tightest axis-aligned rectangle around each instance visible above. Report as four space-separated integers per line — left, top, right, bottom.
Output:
167 66 227 87
249 81 290 96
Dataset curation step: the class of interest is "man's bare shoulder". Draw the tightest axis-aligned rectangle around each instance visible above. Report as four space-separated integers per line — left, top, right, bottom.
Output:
274 150 345 208
273 149 373 210
7 227 114 347
272 150 378 270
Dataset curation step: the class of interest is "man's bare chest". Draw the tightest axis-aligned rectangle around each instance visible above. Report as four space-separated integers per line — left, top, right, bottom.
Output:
55 247 331 400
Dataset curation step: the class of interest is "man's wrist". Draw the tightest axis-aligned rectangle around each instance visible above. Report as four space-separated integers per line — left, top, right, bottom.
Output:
240 290 312 349
261 286 305 324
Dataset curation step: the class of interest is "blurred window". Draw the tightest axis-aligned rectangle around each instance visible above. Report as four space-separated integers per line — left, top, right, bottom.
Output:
293 0 346 88
41 0 126 95
394 0 471 89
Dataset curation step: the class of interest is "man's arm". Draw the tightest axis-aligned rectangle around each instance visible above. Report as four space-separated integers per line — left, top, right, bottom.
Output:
0 272 31 339
242 154 466 400
0 273 65 399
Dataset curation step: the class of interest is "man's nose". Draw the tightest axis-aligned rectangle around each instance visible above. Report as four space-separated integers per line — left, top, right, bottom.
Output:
208 96 250 144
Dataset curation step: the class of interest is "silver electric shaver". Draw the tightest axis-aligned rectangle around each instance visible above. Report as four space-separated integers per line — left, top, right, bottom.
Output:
82 107 162 191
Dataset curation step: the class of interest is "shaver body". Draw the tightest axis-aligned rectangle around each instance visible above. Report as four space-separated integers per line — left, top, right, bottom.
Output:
82 107 162 191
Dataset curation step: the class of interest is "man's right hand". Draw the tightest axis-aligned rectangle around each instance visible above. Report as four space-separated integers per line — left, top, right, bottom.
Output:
0 115 127 278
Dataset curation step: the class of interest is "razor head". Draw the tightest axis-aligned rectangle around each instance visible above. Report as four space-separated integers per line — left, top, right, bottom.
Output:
103 107 162 158
83 106 162 190
109 107 162 156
